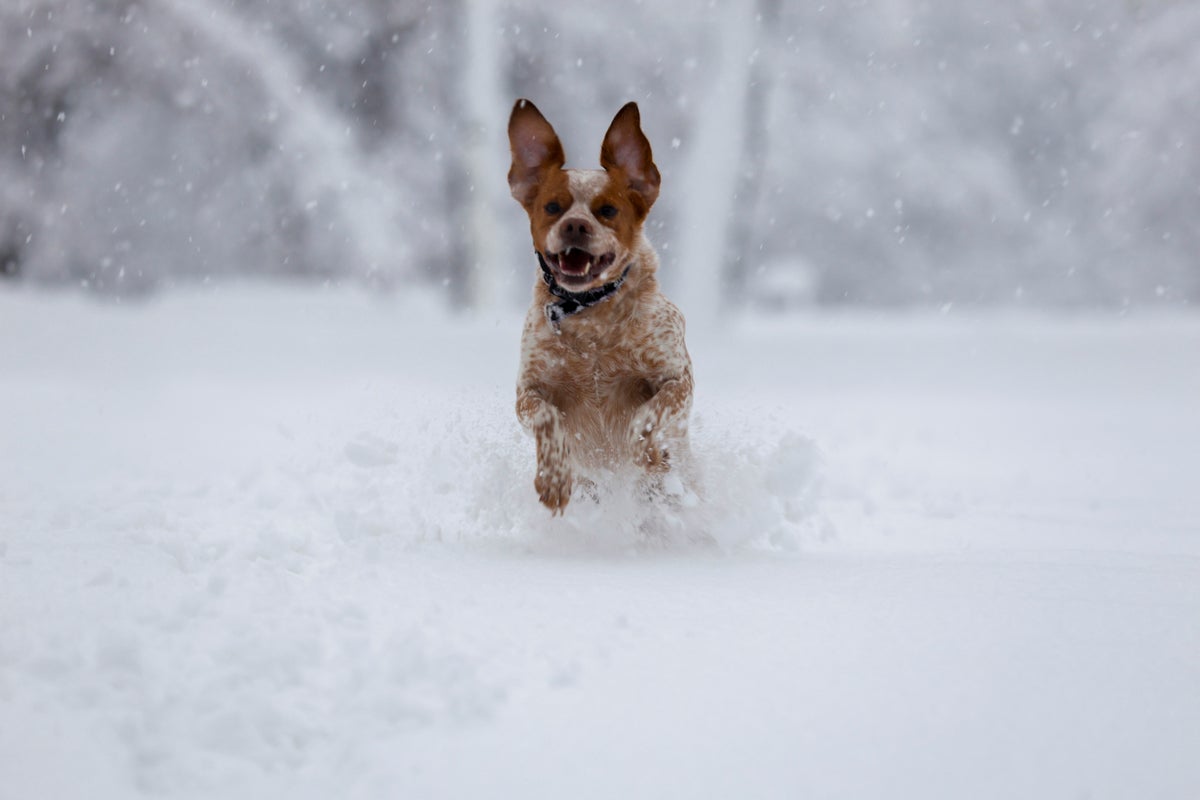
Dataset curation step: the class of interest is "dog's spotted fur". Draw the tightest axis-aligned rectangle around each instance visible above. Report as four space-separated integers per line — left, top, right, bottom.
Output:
508 100 693 514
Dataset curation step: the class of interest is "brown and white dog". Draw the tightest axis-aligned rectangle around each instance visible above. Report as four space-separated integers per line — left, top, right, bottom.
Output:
507 99 693 514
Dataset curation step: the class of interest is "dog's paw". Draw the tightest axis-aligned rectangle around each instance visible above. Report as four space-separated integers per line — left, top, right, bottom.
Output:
635 442 671 473
535 417 572 515
535 463 573 515
629 411 670 473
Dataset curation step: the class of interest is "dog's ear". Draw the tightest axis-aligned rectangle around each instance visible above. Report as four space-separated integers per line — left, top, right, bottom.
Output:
600 102 660 213
508 99 565 208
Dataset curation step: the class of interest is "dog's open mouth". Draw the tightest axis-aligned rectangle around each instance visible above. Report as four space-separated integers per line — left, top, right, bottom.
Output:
548 247 616 285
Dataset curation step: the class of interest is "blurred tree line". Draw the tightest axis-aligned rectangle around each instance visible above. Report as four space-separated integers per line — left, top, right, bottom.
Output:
1 0 1196 310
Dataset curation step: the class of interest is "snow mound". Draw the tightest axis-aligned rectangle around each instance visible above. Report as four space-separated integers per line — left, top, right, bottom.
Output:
3 392 824 795
326 394 824 556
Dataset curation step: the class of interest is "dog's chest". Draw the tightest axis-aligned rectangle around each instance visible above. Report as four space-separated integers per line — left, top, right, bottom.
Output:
540 332 655 409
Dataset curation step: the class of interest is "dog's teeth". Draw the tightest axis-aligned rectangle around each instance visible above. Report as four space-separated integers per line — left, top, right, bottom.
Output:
565 246 575 255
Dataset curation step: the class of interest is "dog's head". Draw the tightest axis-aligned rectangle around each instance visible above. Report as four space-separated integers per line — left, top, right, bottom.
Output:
508 99 660 291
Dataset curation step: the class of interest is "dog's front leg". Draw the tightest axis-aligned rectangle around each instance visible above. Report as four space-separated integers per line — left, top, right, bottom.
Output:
517 388 573 514
629 371 694 472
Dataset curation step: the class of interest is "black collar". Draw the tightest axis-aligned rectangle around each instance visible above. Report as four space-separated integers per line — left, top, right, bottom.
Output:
538 252 632 332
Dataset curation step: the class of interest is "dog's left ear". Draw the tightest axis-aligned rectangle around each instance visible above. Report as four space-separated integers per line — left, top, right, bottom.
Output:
600 102 660 214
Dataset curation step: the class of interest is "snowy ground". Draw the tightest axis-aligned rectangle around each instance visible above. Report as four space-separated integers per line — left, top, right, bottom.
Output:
1 285 1198 799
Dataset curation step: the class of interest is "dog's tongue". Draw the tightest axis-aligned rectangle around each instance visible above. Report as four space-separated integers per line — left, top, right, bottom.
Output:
560 249 592 275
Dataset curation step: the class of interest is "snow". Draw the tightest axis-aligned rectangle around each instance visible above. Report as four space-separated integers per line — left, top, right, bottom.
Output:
1 286 1198 799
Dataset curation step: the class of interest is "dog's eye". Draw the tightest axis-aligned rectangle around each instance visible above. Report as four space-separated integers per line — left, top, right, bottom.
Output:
544 201 563 215
598 204 618 219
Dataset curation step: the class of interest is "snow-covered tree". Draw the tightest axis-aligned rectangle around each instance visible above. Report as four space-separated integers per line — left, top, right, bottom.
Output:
1 0 1196 309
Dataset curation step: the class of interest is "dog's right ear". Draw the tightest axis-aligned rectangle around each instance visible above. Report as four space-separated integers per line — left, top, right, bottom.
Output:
508 99 565 208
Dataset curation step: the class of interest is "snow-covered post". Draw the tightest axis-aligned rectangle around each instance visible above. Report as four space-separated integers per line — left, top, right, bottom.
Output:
461 0 516 313
672 0 759 328
723 0 780 311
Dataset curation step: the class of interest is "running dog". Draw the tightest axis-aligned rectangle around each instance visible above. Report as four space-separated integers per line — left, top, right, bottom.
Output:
507 99 693 514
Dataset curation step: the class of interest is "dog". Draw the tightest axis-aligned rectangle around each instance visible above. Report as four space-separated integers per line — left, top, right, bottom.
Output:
507 99 694 514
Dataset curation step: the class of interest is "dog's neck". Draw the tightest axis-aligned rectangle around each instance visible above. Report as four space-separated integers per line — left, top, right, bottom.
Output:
537 251 633 333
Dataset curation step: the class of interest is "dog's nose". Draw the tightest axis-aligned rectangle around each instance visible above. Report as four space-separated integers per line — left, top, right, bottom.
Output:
562 217 592 237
